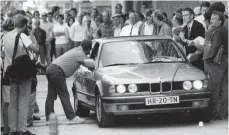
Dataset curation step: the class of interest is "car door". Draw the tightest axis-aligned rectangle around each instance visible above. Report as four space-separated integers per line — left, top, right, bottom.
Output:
82 42 100 106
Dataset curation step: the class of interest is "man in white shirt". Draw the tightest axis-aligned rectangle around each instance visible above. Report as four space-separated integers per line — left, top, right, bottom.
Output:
195 1 211 30
120 13 140 36
112 14 125 37
70 8 77 20
69 13 85 47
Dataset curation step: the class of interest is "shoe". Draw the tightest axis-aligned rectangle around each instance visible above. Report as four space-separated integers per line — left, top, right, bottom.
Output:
33 116 41 121
69 116 85 124
27 121 33 127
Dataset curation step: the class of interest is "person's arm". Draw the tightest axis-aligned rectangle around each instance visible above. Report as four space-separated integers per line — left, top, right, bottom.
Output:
164 26 173 38
96 24 102 38
64 26 70 40
205 29 222 60
69 23 75 41
20 31 39 53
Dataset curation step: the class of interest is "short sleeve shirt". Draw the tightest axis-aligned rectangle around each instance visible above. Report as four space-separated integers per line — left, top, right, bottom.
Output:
3 30 32 71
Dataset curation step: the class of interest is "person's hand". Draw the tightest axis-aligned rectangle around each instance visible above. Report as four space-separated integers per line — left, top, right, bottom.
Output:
30 29 35 35
205 58 213 64
179 32 186 42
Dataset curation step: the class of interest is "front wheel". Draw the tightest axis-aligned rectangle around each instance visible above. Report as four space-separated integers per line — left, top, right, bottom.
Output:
95 94 114 127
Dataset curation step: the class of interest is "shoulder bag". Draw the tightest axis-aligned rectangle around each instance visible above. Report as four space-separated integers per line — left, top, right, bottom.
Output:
3 33 37 84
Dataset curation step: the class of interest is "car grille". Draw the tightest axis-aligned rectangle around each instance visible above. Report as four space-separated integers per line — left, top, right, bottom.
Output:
129 101 192 110
138 82 183 93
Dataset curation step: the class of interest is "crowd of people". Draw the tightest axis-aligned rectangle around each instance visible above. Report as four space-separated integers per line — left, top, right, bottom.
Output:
0 1 228 135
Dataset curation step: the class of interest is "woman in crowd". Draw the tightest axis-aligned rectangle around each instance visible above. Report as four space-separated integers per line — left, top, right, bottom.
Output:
64 11 70 24
152 10 173 37
171 11 185 52
67 16 75 50
52 14 69 57
203 11 228 120
83 15 93 40
140 9 157 35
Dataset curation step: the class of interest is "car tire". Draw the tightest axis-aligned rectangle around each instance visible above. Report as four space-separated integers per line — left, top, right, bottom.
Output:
73 89 90 117
191 108 211 123
95 94 114 127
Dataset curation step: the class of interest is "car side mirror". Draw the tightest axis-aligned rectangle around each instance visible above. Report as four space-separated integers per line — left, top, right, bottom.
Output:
83 59 95 69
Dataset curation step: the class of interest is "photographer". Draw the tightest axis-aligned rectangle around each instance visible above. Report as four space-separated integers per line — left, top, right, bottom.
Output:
3 16 38 135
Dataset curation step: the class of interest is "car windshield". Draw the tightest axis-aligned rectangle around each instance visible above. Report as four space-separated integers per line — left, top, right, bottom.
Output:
100 39 186 67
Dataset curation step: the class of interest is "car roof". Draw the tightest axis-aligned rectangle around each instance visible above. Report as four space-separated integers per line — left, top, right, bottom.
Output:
93 35 173 43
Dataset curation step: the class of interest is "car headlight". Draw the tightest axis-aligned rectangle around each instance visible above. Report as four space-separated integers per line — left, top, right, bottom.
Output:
183 81 192 90
193 80 203 90
109 85 116 93
116 84 126 93
128 84 138 93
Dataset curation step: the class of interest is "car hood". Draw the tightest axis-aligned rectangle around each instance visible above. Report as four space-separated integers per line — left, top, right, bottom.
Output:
97 63 206 84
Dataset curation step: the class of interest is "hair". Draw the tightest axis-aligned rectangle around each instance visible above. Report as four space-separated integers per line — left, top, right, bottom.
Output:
52 6 60 14
142 2 148 8
212 10 225 25
26 11 32 16
146 9 152 17
2 18 14 31
70 8 77 14
33 11 39 17
67 16 75 26
81 39 92 52
200 1 211 9
204 2 226 22
47 12 53 16
175 15 183 25
116 3 122 9
57 14 64 20
136 12 145 20
20 10 26 16
95 16 102 22
14 16 28 28
120 14 126 23
91 8 99 15
154 11 164 21
162 12 167 18
182 8 195 18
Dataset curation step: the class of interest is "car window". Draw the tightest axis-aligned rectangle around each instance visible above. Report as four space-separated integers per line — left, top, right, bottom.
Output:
90 42 100 60
100 39 186 67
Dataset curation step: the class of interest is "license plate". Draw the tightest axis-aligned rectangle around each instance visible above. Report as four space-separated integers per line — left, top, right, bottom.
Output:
145 96 180 105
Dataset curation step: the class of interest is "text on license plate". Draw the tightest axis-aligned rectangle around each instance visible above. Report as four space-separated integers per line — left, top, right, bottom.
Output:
145 96 180 105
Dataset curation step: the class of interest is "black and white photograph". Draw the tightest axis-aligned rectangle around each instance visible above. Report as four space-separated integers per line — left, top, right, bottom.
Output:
0 0 228 135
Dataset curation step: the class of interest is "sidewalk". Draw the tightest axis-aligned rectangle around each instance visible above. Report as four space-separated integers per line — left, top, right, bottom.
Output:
28 75 96 135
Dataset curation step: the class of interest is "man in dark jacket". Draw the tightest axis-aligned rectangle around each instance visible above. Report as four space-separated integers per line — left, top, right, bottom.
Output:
33 20 46 65
179 8 205 70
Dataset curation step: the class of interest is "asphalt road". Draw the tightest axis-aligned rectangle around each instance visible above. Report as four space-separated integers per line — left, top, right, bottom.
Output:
28 75 228 135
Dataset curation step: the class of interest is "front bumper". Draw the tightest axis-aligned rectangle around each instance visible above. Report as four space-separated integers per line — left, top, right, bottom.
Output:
101 92 210 115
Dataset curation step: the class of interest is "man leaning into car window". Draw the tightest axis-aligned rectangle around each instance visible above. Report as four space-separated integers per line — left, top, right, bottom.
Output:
45 39 92 124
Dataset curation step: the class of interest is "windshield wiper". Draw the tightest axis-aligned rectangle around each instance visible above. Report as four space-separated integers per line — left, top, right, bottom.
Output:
105 63 140 67
144 61 184 64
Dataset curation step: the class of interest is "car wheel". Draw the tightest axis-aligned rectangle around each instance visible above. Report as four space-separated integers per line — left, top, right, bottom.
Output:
96 94 114 127
74 90 90 117
191 108 211 123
